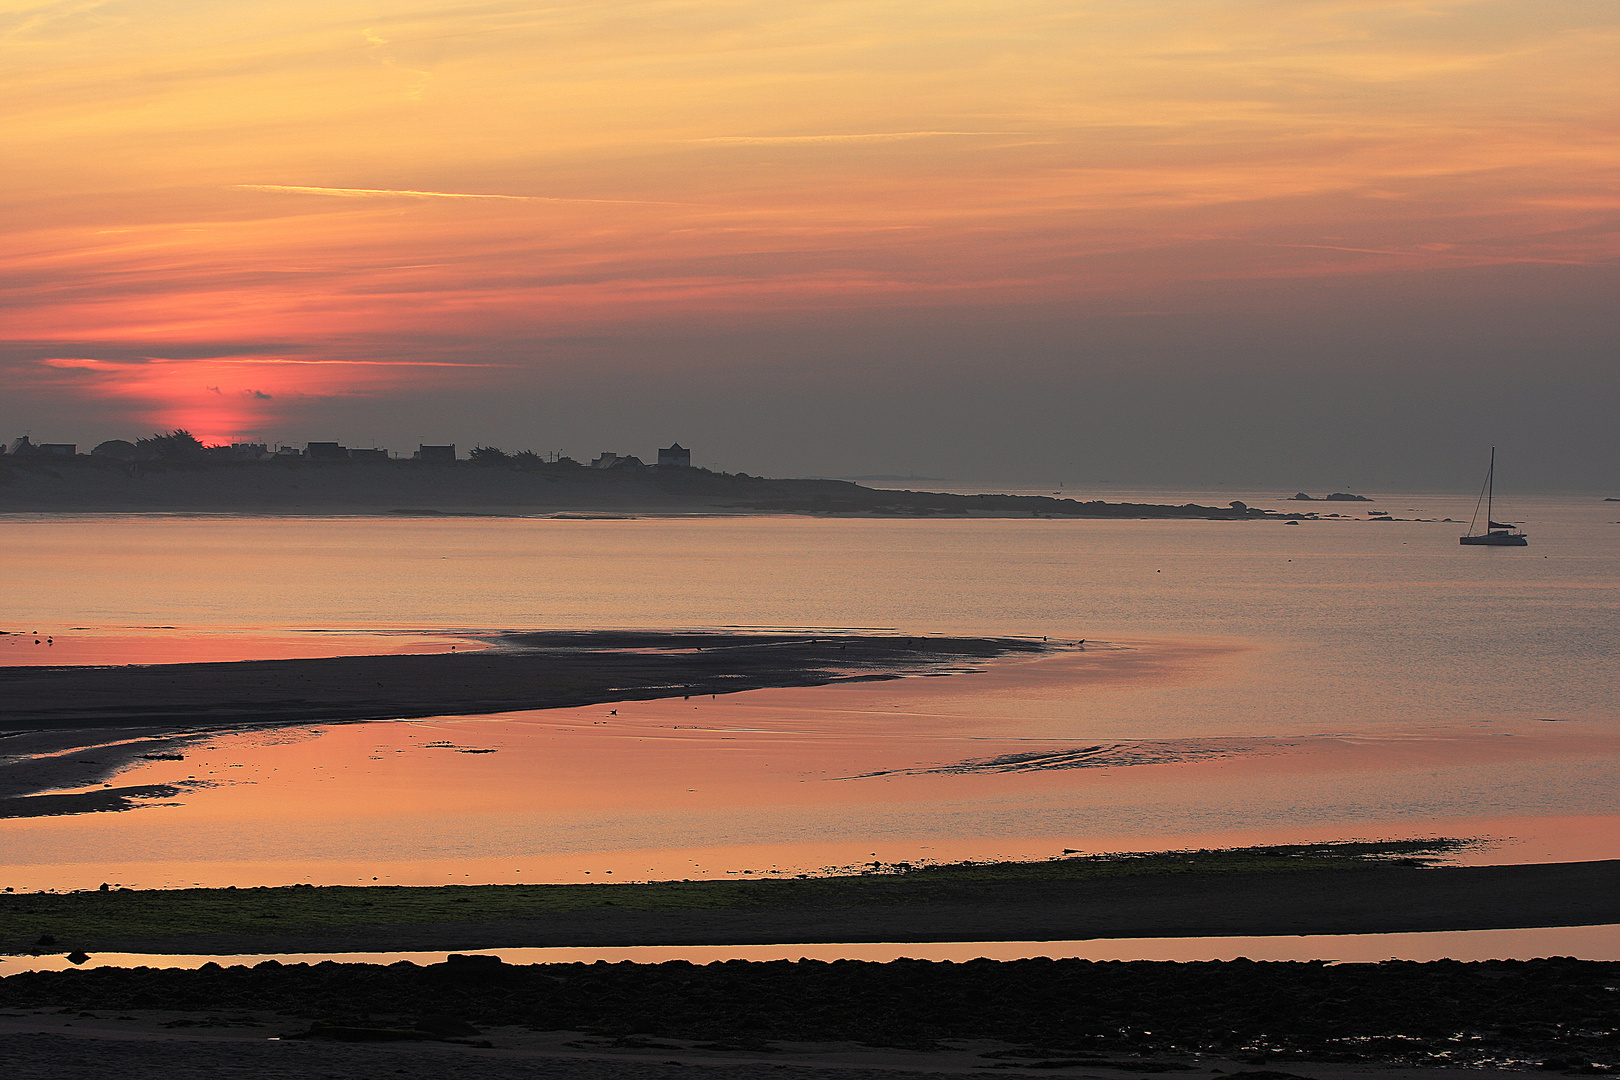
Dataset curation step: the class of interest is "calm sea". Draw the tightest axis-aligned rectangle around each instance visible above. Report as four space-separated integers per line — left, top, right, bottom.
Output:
1 491 1616 895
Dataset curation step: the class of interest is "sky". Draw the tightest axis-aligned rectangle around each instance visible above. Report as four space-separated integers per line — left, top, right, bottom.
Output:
3 0 1616 490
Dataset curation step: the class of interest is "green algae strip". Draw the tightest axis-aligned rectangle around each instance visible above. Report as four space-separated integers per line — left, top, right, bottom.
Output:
1 841 1470 953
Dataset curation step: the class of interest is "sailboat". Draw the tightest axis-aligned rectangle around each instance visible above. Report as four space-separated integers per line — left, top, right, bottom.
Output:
1460 447 1528 546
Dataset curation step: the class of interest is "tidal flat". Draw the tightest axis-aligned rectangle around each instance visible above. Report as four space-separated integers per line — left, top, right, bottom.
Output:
1 630 1046 732
0 630 1048 819
5 843 1617 957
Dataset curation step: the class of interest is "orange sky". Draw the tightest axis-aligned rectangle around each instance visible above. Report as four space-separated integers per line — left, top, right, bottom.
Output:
3 1 1616 483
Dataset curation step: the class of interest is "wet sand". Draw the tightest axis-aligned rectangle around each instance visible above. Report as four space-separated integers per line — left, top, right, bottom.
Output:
1 630 1046 731
0 631 1048 817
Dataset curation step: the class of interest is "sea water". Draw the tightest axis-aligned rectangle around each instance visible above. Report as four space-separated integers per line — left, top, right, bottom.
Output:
1 492 1615 894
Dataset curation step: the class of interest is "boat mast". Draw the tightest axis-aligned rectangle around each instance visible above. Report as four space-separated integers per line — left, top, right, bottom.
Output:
1486 446 1495 528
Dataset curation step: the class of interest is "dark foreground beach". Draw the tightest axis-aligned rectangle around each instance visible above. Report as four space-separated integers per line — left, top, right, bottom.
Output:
5 852 1618 1074
2 953 1616 1078
6 851 1615 1077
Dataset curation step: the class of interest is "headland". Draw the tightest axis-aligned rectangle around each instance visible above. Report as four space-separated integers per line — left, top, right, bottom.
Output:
0 455 1276 518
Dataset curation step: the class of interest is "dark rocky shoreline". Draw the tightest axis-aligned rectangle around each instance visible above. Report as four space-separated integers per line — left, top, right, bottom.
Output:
3 955 1616 1071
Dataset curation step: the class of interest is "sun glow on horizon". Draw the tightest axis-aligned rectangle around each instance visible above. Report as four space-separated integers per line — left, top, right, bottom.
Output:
2 0 1616 466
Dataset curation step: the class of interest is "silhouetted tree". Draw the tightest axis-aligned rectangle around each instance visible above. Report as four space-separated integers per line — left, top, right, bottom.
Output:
135 429 207 460
469 445 510 464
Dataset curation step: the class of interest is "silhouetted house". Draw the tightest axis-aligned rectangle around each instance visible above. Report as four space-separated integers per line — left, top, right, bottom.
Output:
414 444 456 462
6 438 77 456
306 442 348 461
347 448 388 461
274 445 303 458
229 443 270 460
657 443 691 468
591 452 647 468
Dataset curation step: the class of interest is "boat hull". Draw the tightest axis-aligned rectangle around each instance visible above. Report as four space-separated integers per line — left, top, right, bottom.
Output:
1460 533 1528 546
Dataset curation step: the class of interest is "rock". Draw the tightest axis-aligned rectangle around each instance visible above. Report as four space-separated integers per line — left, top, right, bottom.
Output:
443 953 504 969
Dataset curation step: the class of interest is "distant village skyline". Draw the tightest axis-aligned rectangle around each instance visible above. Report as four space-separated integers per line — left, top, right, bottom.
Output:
3 432 697 471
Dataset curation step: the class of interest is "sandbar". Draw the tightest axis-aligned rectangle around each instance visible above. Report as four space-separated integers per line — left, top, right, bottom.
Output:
4 847 1616 957
0 631 1049 817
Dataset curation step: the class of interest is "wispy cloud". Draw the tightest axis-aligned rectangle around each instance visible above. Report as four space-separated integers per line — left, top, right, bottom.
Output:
218 357 508 367
234 185 682 206
44 356 502 370
1256 242 1592 266
42 356 148 369
692 131 1022 145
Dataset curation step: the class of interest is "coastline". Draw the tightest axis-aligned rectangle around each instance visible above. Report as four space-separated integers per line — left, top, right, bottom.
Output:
0 457 1286 519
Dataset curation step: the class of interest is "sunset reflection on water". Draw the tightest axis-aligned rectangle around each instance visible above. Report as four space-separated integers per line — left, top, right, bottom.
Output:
2 504 1615 895
5 651 1617 893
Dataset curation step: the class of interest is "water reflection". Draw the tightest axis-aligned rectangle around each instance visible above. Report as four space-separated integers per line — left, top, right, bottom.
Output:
4 656 1616 892
7 924 1619 974
2 500 1615 894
